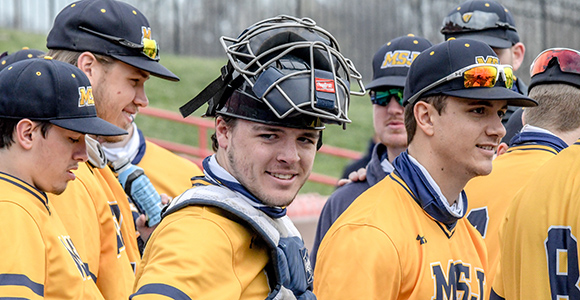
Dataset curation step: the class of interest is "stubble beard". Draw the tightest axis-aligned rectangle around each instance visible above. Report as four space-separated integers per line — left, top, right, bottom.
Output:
226 143 296 208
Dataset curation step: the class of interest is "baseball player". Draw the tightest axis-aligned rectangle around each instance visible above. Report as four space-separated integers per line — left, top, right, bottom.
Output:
310 34 432 268
313 38 537 299
44 0 188 298
464 47 580 297
0 57 125 299
441 0 527 132
489 48 580 299
131 15 364 299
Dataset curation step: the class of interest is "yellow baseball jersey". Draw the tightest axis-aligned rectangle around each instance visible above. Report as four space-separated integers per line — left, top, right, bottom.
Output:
50 162 137 299
491 140 580 299
136 140 202 197
96 164 141 268
132 205 270 300
464 133 564 296
0 172 104 299
314 170 487 299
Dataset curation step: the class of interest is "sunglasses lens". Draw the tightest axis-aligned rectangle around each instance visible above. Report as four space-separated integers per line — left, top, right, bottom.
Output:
530 49 580 77
371 89 404 106
143 38 159 60
464 66 498 88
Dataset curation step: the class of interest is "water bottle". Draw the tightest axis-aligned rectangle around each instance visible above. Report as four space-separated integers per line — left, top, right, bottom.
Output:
112 158 163 226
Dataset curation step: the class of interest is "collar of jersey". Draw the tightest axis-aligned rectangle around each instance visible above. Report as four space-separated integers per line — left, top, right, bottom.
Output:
201 155 286 218
392 151 467 228
509 130 568 153
0 171 50 214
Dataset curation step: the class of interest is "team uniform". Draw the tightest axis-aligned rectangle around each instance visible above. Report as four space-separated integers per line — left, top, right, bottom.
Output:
0 172 104 299
314 152 487 300
311 143 390 268
50 157 139 299
491 139 580 299
464 125 568 295
132 156 315 300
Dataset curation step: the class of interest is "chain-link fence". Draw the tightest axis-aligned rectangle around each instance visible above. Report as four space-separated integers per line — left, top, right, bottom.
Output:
1 0 580 83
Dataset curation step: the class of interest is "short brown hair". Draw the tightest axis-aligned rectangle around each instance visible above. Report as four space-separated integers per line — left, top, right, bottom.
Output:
46 49 114 67
404 95 448 145
0 119 52 149
525 84 580 132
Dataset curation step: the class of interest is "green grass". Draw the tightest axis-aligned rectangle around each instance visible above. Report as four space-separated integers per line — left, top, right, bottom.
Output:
2 28 374 195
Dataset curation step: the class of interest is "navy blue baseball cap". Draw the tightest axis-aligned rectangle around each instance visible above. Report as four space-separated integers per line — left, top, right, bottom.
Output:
0 57 127 136
403 38 537 107
47 0 179 81
528 48 580 91
366 34 432 90
441 0 520 49
0 48 45 71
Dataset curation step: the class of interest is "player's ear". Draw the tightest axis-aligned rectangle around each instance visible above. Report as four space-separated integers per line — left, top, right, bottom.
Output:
510 42 525 71
15 119 38 150
77 51 99 79
414 101 435 137
215 116 231 150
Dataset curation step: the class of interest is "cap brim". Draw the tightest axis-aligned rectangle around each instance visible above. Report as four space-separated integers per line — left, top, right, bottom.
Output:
366 76 406 90
441 87 538 107
111 54 180 82
449 33 513 49
51 117 128 136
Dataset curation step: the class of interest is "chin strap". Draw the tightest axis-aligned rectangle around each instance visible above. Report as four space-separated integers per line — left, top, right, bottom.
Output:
179 63 236 118
86 135 108 169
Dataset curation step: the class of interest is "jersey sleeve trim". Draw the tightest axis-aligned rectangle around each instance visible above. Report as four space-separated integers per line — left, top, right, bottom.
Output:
490 288 505 300
130 283 191 300
0 273 44 297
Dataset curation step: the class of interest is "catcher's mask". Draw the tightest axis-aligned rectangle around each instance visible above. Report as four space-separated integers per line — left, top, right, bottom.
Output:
180 15 365 130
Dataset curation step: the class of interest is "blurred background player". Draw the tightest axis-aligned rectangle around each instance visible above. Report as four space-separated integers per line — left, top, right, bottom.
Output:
313 38 537 299
464 47 580 296
0 47 45 71
310 34 432 268
44 0 194 297
441 0 527 143
132 15 364 299
0 57 125 299
489 47 580 300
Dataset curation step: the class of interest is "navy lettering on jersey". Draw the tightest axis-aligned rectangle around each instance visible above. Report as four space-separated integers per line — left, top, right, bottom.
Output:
431 260 485 300
545 226 580 300
466 207 489 238
59 236 91 280
109 202 126 254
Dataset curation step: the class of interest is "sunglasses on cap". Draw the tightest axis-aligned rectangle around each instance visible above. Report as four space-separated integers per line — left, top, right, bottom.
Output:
407 63 514 104
441 11 517 34
530 48 580 77
370 88 404 106
79 26 160 61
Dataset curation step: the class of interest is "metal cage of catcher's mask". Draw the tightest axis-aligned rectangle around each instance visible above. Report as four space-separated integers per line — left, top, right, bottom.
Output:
180 15 365 129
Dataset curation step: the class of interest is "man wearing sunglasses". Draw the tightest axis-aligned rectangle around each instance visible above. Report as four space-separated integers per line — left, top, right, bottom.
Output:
309 34 432 269
441 0 527 129
43 0 202 298
314 38 537 299
462 48 580 300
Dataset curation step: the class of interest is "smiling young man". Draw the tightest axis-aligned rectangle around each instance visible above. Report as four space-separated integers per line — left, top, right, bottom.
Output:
42 0 196 298
310 34 432 268
0 57 125 299
313 38 537 300
131 15 364 300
